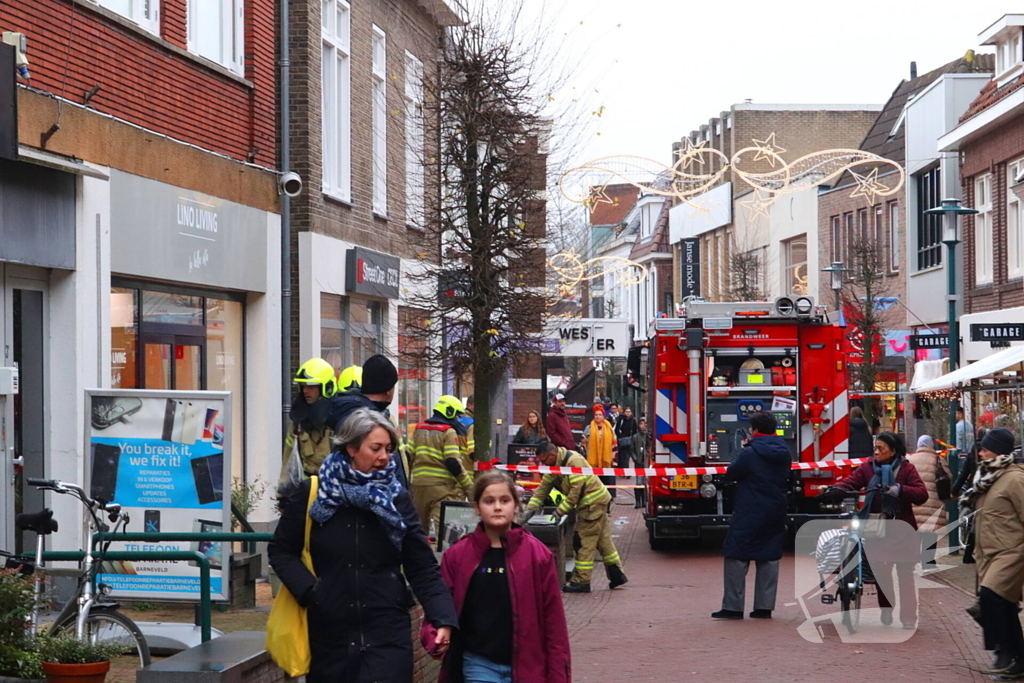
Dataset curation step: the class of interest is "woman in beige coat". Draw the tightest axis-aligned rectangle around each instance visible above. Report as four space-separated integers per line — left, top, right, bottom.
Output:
907 435 950 532
964 428 1024 677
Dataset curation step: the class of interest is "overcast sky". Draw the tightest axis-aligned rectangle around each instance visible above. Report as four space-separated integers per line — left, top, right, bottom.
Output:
518 0 1016 168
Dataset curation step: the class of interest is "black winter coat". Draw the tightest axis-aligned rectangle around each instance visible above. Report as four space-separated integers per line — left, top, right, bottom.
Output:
268 479 458 683
848 417 873 459
721 435 791 562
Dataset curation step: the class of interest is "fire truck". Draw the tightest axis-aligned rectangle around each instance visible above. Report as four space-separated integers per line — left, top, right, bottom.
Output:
635 297 852 550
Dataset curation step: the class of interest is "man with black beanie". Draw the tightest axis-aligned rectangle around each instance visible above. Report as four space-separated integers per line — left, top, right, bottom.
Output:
328 354 408 486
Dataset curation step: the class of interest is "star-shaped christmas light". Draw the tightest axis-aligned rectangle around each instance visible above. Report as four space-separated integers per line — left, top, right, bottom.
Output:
849 167 890 203
583 184 615 210
675 139 707 172
751 133 786 168
742 191 773 221
689 198 720 222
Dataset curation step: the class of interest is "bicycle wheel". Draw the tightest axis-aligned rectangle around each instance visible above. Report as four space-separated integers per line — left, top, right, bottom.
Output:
52 610 151 668
840 580 862 634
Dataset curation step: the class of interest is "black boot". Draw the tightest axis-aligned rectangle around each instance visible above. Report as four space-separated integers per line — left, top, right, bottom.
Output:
711 609 743 619
982 651 1015 675
606 564 628 589
562 582 591 594
749 609 772 619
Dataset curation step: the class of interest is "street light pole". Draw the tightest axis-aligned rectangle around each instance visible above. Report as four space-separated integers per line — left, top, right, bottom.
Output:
821 261 848 320
925 198 977 547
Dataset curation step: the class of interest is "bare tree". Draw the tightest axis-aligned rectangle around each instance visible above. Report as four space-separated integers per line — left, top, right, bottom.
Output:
404 16 555 463
730 249 763 301
841 238 888 430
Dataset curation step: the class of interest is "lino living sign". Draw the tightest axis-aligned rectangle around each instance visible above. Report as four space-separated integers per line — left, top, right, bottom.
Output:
542 318 631 358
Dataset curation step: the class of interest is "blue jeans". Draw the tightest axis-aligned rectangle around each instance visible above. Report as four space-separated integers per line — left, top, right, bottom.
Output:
463 651 512 683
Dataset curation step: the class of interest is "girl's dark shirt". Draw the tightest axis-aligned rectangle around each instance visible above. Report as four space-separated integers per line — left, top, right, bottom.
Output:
460 547 513 665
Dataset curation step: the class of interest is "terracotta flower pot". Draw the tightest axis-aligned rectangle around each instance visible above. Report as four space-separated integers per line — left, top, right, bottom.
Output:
41 660 110 683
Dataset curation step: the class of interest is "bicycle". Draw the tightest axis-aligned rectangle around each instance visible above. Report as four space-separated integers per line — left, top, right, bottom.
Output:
16 478 151 667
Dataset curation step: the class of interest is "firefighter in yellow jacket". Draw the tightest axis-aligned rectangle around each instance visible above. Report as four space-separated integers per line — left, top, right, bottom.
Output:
524 439 628 593
279 358 339 497
410 395 475 532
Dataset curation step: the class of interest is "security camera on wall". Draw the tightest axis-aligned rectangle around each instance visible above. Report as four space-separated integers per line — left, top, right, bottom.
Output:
279 172 303 197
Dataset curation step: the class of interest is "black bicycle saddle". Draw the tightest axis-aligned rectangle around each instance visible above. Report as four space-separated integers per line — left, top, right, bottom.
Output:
16 508 58 535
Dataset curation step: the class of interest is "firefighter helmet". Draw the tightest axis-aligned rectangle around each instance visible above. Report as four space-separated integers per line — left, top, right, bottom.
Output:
338 365 363 392
293 358 337 398
435 395 466 420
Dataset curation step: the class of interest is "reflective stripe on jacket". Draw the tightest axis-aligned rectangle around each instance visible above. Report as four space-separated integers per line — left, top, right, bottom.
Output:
411 422 473 492
528 448 610 516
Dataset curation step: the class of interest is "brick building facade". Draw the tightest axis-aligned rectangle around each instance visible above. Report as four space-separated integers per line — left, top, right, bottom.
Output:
0 0 284 569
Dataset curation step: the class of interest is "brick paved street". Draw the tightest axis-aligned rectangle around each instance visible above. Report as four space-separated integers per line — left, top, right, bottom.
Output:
563 494 992 682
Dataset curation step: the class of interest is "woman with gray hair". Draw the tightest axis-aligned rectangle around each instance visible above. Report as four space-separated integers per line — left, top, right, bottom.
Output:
269 408 458 682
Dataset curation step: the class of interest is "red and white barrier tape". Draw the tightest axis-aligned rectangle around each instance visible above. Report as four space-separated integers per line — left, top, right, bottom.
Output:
475 458 866 477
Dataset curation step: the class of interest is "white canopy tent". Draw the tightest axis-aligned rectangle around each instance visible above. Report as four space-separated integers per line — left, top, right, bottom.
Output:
913 346 1024 394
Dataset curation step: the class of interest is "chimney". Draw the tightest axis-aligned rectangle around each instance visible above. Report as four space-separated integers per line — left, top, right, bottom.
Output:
910 61 917 79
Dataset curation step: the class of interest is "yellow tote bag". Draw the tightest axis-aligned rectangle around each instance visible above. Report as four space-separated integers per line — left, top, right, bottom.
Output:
266 476 318 677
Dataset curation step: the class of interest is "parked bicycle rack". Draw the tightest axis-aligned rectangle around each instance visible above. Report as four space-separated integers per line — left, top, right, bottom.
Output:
35 532 274 644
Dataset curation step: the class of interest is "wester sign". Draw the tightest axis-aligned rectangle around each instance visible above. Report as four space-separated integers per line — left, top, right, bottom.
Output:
543 318 630 358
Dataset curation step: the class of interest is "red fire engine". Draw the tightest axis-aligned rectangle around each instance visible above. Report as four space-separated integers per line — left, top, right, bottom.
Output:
636 297 852 550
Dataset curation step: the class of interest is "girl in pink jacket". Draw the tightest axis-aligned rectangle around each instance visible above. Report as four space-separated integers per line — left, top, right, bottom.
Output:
423 470 571 683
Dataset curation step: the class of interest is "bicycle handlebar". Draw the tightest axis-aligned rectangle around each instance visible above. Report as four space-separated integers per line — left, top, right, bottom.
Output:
27 478 58 488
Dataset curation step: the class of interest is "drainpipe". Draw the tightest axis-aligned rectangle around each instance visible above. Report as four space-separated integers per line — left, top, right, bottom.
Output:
280 0 292 428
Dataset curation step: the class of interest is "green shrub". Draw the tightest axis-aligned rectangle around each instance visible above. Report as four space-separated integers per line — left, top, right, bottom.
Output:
0 642 43 679
33 634 128 665
0 568 38 647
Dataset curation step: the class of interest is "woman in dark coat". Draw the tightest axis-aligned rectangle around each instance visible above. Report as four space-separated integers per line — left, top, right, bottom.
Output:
831 432 928 629
512 410 546 446
269 408 458 682
713 411 791 620
848 406 873 459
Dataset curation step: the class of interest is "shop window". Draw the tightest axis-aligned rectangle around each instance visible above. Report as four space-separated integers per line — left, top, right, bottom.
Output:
110 284 245 474
111 288 139 388
397 307 429 440
320 293 385 374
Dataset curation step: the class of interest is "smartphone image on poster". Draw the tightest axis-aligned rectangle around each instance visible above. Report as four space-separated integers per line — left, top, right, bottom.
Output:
191 453 224 505
180 402 201 445
202 408 219 442
189 519 223 570
144 510 161 533
171 400 186 442
162 399 177 442
90 443 121 503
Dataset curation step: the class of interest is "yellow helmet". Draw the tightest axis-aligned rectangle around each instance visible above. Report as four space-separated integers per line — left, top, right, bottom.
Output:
338 365 363 392
435 395 466 420
293 358 337 398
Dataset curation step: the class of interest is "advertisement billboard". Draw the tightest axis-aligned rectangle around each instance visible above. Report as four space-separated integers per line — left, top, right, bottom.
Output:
86 390 232 602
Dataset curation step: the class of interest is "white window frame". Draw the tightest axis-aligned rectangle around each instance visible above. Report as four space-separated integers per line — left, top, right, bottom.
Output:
404 51 424 228
888 201 900 273
371 25 388 216
322 0 351 202
92 0 160 34
975 173 994 285
187 0 245 75
1009 158 1024 279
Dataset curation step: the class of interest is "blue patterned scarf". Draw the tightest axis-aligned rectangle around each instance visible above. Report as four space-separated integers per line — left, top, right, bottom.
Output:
310 451 407 549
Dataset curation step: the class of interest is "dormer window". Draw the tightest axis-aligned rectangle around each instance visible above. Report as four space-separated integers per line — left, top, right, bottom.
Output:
981 15 1024 86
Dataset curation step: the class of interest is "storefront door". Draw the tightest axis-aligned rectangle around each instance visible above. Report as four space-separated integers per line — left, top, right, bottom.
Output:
0 268 46 554
141 335 205 391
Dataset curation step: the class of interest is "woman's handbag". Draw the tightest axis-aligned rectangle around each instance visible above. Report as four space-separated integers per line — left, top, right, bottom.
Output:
265 476 318 677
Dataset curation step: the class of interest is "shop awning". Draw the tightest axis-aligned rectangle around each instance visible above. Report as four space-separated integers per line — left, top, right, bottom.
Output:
913 345 1024 393
909 359 948 392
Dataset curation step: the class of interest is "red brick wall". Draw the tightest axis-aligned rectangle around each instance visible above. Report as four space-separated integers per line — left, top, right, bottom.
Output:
2 0 276 167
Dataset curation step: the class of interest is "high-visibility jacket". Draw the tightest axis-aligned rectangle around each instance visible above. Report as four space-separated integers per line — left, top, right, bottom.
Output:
527 448 610 517
410 421 474 493
282 421 334 476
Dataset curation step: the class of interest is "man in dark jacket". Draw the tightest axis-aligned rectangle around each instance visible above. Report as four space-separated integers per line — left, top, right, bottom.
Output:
545 393 576 451
328 354 409 486
712 411 791 620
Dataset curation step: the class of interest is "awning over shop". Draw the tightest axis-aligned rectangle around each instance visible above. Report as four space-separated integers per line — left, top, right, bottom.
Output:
913 346 1024 393
910 359 948 391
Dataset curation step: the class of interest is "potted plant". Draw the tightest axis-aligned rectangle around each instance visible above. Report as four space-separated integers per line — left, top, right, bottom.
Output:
33 636 126 683
0 568 44 682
